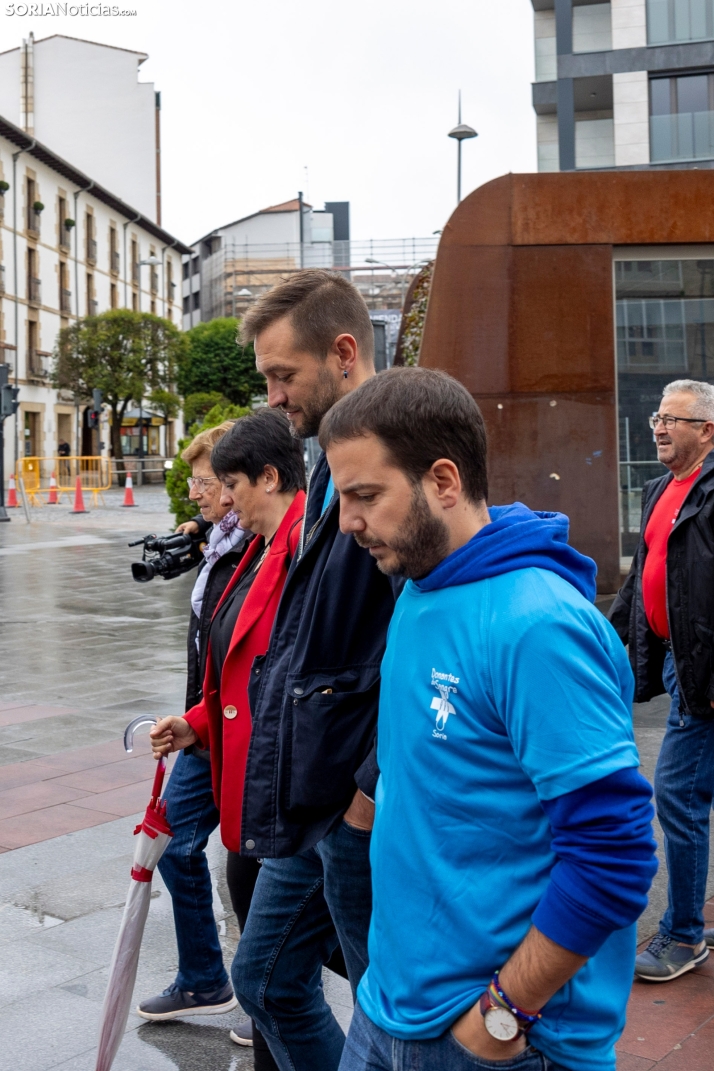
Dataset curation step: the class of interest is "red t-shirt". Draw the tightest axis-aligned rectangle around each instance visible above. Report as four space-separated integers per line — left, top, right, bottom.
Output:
642 467 701 639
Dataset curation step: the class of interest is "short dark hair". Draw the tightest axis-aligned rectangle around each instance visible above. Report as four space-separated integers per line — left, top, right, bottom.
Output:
318 367 488 504
211 407 306 493
240 269 375 363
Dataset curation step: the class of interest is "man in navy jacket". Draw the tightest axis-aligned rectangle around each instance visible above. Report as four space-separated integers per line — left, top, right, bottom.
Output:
232 270 398 1071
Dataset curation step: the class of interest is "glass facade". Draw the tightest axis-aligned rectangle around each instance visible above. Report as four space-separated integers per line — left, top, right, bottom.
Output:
650 73 714 162
616 259 714 553
647 0 714 44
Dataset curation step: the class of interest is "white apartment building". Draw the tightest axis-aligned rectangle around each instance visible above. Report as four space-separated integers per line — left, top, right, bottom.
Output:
532 0 714 171
184 198 350 329
0 115 188 487
0 33 160 222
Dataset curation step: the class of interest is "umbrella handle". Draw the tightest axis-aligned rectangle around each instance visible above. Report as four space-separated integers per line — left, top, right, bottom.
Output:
124 715 167 801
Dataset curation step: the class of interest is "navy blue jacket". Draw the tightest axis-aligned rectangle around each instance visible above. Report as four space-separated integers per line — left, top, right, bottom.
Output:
240 451 398 857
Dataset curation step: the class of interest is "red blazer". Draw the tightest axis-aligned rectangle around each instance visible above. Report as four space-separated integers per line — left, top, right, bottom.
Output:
184 491 305 851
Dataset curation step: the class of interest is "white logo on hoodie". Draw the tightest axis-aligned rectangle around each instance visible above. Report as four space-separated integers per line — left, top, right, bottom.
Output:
430 669 458 738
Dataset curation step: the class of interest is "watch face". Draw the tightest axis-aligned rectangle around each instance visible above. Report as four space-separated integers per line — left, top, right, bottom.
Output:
484 1006 519 1042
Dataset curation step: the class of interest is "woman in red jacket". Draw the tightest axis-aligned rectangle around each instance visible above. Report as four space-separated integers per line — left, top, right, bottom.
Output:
150 407 305 1068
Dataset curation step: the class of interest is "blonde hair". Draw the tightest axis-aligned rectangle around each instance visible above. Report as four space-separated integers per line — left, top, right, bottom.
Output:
181 420 235 466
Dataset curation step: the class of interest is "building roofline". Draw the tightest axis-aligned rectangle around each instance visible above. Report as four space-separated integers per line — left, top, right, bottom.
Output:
190 198 314 248
0 34 148 63
0 113 190 253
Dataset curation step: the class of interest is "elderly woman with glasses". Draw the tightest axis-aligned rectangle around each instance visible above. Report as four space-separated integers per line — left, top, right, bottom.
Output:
150 408 307 1068
136 421 252 1026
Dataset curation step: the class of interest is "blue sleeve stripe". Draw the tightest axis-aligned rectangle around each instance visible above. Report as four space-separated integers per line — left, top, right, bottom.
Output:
534 767 658 957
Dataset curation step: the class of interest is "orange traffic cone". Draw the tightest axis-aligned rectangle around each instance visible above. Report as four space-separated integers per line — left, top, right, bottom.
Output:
47 471 58 505
70 477 88 514
7 473 17 507
122 472 136 507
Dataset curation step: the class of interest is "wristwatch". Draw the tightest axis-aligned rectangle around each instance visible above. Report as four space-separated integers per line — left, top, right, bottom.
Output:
478 989 521 1041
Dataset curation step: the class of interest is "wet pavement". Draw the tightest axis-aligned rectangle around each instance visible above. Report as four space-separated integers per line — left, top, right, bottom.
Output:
0 489 712 1069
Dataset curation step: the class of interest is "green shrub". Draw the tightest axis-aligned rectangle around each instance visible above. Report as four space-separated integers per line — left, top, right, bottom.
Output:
165 402 251 526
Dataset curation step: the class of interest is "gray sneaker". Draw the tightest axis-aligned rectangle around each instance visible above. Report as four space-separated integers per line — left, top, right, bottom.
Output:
704 927 714 948
136 981 238 1021
635 934 709 981
229 1019 254 1046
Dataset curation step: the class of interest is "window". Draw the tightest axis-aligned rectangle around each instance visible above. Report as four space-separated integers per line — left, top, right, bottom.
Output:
27 248 40 304
27 320 39 378
86 273 97 316
132 290 138 311
85 213 97 264
183 294 190 314
647 0 714 43
616 259 714 551
193 290 200 311
109 226 119 273
110 282 117 309
58 196 70 249
166 258 173 303
192 257 199 276
59 261 71 315
131 238 139 286
26 176 39 232
182 258 190 281
650 72 714 160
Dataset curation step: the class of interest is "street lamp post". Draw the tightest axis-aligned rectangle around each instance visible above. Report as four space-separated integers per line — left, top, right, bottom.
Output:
447 91 477 204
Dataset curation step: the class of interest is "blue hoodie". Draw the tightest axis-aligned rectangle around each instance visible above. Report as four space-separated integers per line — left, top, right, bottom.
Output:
357 504 656 1071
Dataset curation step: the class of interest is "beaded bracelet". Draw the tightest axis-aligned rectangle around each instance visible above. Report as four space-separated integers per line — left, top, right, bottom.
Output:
489 971 543 1029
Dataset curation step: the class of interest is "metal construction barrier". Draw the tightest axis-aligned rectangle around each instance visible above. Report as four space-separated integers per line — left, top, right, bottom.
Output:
16 456 112 507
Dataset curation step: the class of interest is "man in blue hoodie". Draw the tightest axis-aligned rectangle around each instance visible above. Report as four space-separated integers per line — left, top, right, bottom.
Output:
318 367 658 1071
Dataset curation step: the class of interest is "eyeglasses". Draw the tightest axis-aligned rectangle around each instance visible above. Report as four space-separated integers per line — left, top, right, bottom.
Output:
186 476 220 491
648 413 707 431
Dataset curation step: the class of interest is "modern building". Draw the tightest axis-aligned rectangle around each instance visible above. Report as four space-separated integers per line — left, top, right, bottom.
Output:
183 197 438 329
532 0 714 171
182 197 350 329
420 170 714 593
0 116 188 488
0 33 161 222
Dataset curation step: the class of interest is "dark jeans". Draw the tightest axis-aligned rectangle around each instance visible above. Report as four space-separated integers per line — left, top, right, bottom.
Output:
339 1003 571 1071
232 818 373 1071
157 749 227 992
655 650 714 944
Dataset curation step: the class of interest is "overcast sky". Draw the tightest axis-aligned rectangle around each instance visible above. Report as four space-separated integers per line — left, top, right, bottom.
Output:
0 0 537 244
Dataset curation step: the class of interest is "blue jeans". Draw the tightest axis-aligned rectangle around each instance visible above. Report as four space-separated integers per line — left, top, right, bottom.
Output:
655 650 714 944
232 818 373 1071
339 1003 570 1071
157 748 227 992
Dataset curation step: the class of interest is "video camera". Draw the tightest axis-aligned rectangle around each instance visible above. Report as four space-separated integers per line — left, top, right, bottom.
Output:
129 532 205 583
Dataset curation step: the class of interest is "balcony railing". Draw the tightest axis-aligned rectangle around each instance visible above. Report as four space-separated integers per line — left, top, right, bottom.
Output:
59 228 71 251
111 249 120 274
26 210 41 234
132 262 139 285
88 299 98 316
86 237 97 264
651 110 714 162
27 349 48 379
0 265 5 295
150 269 159 294
28 277 41 305
60 288 72 315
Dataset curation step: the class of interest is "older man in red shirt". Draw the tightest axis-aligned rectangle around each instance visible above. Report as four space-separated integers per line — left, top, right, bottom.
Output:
610 379 714 982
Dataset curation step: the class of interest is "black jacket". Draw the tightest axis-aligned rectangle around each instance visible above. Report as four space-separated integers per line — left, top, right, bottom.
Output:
185 515 250 711
241 452 399 858
609 450 714 718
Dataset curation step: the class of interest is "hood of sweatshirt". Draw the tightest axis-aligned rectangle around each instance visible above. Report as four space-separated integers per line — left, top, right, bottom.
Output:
416 502 597 602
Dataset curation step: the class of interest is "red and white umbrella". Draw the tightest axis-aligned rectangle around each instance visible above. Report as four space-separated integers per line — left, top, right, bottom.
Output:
94 717 173 1071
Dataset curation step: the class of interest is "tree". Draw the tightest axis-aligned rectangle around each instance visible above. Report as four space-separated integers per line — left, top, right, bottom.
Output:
182 391 231 430
148 388 182 456
53 309 186 464
165 401 250 526
178 317 265 407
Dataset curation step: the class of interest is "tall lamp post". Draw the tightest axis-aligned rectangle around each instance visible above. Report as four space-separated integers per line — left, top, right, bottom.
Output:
447 91 477 204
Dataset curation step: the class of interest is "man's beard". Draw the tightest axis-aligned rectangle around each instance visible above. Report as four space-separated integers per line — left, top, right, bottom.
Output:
286 366 342 439
354 483 450 580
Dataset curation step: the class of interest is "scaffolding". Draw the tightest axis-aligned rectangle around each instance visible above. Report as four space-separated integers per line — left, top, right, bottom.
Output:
198 236 439 320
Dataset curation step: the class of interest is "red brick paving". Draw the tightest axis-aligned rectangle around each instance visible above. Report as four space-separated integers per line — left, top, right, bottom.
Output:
0 704 171 850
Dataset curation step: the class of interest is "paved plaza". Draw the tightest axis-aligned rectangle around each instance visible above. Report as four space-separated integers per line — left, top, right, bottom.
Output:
0 488 712 1069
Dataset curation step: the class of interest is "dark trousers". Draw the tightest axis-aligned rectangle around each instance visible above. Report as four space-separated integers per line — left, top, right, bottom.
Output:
232 819 373 1071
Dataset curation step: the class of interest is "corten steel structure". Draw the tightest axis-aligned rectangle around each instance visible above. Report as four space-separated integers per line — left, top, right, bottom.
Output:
419 169 714 593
